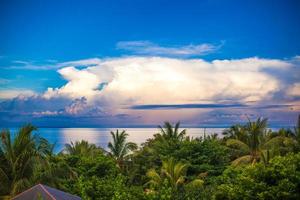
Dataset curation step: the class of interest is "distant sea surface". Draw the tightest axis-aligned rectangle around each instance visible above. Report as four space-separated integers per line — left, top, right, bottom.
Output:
7 128 225 152
8 127 281 153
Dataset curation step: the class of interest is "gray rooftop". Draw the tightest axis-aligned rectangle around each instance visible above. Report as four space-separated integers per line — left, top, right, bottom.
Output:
12 184 81 200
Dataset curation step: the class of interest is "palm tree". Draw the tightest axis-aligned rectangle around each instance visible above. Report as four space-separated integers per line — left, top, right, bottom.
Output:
226 117 296 166
146 158 203 193
63 140 100 156
222 124 247 141
157 122 186 141
225 118 268 165
271 115 300 153
32 154 76 189
0 124 51 198
108 130 137 169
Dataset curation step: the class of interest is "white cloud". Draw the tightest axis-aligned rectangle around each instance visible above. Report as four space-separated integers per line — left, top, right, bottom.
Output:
44 66 101 100
43 56 295 112
116 41 222 57
1 56 299 126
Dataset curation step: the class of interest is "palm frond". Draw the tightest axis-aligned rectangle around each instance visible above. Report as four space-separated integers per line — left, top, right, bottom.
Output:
231 155 252 166
226 139 250 153
146 168 162 187
185 179 204 189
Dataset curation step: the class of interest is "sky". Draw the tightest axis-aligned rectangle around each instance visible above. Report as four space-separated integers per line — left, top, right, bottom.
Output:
0 0 299 127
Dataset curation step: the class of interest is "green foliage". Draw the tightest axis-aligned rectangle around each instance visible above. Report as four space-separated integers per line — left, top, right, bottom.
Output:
32 154 75 189
215 153 300 200
63 140 103 157
158 122 186 141
56 149 146 200
108 130 138 169
2 117 300 199
146 158 188 191
173 138 230 177
224 117 298 166
0 124 54 197
146 158 204 200
129 122 229 187
76 175 146 200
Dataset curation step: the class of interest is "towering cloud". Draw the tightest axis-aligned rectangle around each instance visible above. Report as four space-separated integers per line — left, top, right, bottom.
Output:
44 67 102 99
44 56 294 106
0 56 299 126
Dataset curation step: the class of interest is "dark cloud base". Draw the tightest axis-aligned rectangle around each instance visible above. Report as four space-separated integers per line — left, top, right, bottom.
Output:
130 103 294 110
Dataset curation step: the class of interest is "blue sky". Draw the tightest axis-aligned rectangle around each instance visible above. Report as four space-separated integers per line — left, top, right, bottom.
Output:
0 0 299 127
1 0 300 60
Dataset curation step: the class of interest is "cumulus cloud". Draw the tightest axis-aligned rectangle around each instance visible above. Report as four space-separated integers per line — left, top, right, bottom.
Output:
45 56 294 106
1 56 299 127
116 41 222 57
44 67 102 99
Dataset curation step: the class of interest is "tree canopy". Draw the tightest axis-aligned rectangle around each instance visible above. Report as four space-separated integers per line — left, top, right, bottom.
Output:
1 117 300 199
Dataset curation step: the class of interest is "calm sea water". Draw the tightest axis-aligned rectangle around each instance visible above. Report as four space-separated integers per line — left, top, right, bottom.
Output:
8 128 225 152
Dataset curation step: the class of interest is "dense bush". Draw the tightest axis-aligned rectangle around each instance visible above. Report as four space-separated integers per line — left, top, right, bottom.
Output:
215 153 300 200
57 154 146 200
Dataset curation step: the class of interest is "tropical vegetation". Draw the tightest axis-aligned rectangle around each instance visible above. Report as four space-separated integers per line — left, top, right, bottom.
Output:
1 116 300 199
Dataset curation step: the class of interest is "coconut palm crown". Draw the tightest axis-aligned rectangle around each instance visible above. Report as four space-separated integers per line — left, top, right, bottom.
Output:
157 122 186 141
0 124 51 197
108 130 137 168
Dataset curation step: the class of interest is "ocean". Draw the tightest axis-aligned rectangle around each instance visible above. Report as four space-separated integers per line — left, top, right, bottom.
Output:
7 127 226 153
